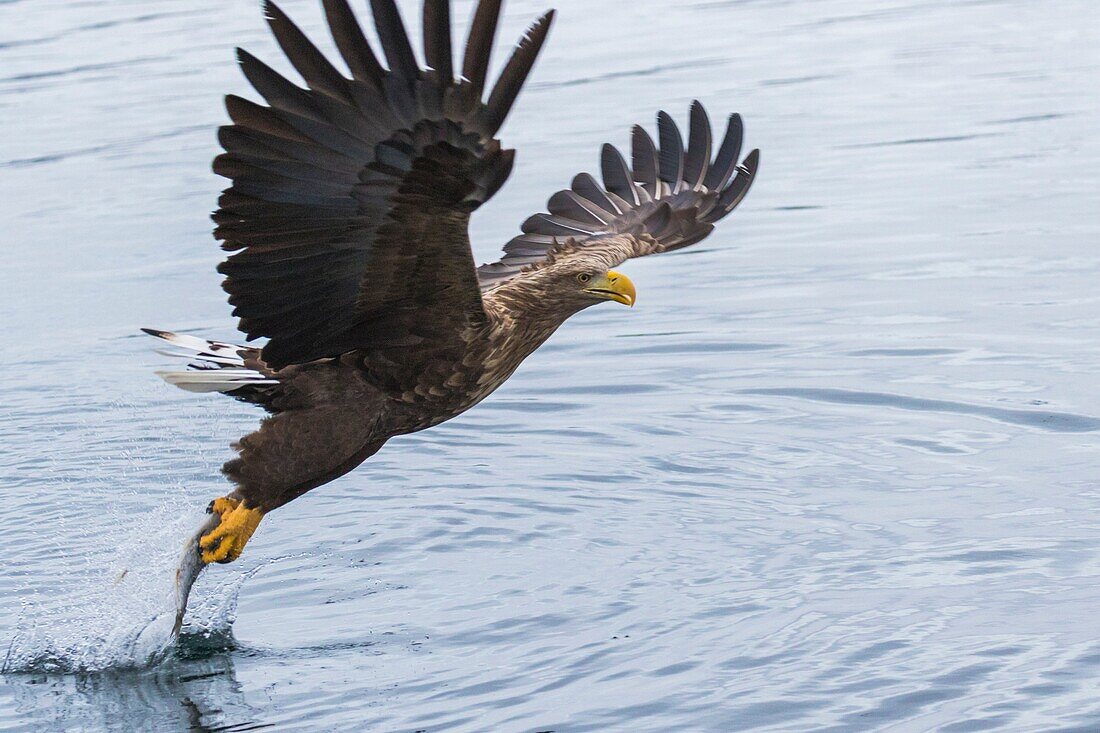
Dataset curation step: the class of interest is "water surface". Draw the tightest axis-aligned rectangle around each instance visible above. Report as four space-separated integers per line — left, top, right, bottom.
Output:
2 0 1099 730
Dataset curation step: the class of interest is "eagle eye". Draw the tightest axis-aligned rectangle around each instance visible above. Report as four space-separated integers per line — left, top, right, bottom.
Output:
577 273 592 284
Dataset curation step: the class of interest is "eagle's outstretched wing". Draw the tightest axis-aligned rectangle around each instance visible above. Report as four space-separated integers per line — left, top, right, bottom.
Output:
215 0 553 372
477 102 759 288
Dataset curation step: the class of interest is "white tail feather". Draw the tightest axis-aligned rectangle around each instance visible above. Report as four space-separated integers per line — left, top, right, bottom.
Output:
153 348 244 367
142 329 246 366
143 329 277 394
155 370 279 393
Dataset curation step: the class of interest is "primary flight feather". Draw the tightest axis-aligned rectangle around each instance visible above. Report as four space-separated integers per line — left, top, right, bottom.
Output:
147 0 758 565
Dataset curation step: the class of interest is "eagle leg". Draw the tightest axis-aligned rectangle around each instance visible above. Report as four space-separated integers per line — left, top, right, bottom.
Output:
198 496 265 564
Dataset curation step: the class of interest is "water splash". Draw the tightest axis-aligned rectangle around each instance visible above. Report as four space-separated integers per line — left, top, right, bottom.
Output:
0 502 239 674
3 523 311 675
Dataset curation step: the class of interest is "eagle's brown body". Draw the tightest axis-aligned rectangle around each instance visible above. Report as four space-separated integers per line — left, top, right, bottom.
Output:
219 235 649 513
147 0 757 564
222 250 624 512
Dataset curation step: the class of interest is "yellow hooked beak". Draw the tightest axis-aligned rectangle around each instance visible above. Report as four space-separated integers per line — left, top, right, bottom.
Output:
584 270 636 307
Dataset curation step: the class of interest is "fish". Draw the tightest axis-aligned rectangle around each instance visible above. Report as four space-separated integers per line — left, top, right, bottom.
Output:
171 514 220 638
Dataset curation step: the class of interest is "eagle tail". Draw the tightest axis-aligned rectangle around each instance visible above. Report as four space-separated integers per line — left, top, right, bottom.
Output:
141 328 279 395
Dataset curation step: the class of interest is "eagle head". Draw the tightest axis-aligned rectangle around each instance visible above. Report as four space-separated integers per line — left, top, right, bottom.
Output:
494 244 639 319
575 269 636 307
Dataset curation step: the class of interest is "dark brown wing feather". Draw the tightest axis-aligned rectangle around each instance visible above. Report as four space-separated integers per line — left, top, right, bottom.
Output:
214 0 554 378
477 101 759 288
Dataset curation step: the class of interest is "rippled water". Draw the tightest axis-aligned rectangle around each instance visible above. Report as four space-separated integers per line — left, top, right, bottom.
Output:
2 0 1099 730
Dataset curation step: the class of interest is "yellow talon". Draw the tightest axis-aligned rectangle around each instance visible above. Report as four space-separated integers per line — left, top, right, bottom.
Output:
208 496 239 515
199 497 264 564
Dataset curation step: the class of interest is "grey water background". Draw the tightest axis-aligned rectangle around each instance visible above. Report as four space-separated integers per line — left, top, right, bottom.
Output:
2 0 1099 729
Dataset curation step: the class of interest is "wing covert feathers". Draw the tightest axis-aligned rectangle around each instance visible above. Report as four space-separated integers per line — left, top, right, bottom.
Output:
478 101 759 289
216 0 554 370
